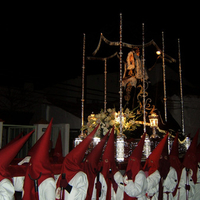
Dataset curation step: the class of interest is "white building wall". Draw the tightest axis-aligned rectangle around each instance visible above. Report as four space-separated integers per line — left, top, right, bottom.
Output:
46 105 81 129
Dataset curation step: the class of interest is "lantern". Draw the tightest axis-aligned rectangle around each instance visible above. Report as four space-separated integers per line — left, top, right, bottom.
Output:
143 134 151 158
149 113 159 138
116 136 124 162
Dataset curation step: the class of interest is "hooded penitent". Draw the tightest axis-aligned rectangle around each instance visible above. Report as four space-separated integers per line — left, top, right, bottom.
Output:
169 133 183 196
158 136 170 180
158 134 171 200
182 129 199 184
52 130 63 163
101 127 118 200
124 132 146 200
143 133 169 176
57 124 99 186
82 130 109 200
126 132 146 181
23 118 54 200
0 130 34 182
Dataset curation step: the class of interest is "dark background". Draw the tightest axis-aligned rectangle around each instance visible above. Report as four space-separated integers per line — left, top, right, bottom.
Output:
2 4 199 89
1 3 199 126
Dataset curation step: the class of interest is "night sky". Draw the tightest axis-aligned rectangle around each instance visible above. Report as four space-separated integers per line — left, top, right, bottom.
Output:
2 5 200 91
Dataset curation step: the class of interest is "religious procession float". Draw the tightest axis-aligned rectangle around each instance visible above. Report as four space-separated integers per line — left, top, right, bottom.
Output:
75 14 191 166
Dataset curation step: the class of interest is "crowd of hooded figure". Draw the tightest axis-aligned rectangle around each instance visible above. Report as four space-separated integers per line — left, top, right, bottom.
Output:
0 118 199 200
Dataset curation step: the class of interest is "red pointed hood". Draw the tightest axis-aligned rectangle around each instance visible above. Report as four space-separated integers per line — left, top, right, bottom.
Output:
143 133 168 176
23 119 54 200
126 133 146 181
60 124 99 182
82 130 109 200
169 133 183 173
183 129 199 183
101 127 117 200
83 130 109 173
101 127 117 177
158 136 170 179
170 133 179 158
29 118 53 182
0 130 34 181
27 124 50 157
169 133 183 196
53 130 63 159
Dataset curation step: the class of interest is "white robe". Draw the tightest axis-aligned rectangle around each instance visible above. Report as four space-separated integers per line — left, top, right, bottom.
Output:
193 162 200 200
111 171 124 200
174 167 195 200
38 177 56 200
12 176 24 192
13 176 56 200
12 156 29 192
146 170 160 200
162 167 178 200
0 178 15 200
124 170 147 200
92 172 107 200
56 171 88 200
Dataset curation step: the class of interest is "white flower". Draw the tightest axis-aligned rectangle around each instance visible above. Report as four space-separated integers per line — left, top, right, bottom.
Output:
125 108 130 114
103 127 109 135
96 119 101 124
105 122 110 128
129 119 135 125
96 129 101 137
100 112 107 120
87 122 91 127
107 108 112 113
105 116 111 122
83 107 139 136
109 120 115 126
88 127 93 134
95 114 101 119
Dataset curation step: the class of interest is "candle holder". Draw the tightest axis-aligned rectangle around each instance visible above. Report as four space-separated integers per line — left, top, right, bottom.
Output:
149 113 159 138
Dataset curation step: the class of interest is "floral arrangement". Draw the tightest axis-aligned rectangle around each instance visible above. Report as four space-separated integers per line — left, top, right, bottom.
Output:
82 108 140 138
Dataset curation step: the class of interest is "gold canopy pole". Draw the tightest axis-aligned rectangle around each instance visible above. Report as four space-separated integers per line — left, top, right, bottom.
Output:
178 38 185 135
104 59 107 112
81 33 86 135
119 13 123 136
142 23 146 133
162 31 167 123
116 13 125 162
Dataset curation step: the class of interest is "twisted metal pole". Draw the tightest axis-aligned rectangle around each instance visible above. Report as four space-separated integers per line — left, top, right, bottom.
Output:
178 38 185 135
104 59 107 112
81 33 86 134
142 23 146 133
119 13 123 136
162 31 167 123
